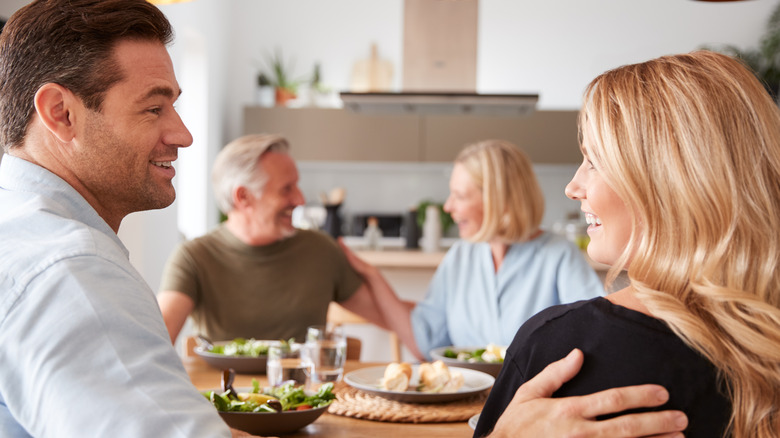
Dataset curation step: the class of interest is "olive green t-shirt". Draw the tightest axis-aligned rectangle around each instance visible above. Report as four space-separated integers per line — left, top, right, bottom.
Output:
159 226 362 342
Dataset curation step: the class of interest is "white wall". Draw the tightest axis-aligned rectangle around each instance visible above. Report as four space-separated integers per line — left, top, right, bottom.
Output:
478 0 773 108
0 0 30 17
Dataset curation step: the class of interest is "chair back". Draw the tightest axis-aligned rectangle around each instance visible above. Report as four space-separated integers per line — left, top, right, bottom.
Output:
327 302 402 362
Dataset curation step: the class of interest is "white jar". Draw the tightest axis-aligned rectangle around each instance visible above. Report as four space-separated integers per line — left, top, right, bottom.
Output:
421 205 442 253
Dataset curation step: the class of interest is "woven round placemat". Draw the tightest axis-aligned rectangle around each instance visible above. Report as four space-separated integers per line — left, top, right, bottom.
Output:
329 386 488 423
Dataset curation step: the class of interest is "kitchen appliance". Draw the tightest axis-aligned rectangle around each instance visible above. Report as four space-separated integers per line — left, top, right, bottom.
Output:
404 209 421 249
351 214 403 237
340 91 538 116
322 204 343 238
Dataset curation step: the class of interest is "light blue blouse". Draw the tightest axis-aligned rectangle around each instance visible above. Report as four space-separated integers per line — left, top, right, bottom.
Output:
0 155 230 438
411 232 605 358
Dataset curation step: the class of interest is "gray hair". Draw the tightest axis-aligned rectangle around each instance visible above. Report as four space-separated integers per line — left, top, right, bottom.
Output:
212 134 290 214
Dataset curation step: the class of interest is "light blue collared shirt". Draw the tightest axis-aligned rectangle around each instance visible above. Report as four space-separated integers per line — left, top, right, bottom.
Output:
0 155 229 437
411 232 605 358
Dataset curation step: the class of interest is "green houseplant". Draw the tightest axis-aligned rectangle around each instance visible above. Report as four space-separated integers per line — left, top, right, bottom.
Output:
259 49 301 106
706 3 780 101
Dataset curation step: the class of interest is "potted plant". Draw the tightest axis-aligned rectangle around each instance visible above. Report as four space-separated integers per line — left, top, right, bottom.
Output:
259 49 300 106
309 62 335 107
257 72 271 88
706 2 780 102
255 72 274 107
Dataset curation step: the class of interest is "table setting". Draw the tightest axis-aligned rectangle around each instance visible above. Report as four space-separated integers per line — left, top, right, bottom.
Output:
185 327 496 437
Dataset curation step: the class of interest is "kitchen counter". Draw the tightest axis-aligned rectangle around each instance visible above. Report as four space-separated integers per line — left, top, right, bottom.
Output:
343 236 452 269
348 238 610 272
353 248 446 269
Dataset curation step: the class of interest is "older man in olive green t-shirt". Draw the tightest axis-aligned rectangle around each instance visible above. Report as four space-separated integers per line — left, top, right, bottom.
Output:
157 134 386 344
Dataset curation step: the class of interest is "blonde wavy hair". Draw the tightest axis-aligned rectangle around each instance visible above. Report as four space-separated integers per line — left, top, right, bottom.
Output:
211 134 290 214
454 140 544 243
580 51 780 438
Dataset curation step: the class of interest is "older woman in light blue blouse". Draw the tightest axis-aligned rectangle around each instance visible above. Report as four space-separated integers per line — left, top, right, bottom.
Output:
340 140 604 360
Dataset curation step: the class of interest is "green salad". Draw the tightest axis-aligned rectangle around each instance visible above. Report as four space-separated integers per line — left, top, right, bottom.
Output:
443 344 505 364
209 338 293 357
203 380 335 413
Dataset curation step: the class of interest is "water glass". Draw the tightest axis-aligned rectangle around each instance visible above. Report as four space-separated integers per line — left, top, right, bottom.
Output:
266 343 311 388
304 324 347 384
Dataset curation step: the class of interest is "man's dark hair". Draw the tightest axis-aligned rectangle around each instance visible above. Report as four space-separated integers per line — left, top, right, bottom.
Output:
0 0 174 152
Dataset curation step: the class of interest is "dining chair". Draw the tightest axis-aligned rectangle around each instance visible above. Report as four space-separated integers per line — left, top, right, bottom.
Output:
185 336 199 357
345 336 362 361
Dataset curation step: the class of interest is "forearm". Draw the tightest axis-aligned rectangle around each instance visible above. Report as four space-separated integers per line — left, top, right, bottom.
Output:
337 238 425 360
156 290 194 344
339 284 390 331
363 268 424 360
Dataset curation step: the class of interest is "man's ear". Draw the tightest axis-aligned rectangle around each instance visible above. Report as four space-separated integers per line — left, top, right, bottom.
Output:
233 186 252 209
33 83 79 143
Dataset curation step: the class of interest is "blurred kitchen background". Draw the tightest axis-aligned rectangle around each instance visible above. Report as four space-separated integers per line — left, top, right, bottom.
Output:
2 0 777 359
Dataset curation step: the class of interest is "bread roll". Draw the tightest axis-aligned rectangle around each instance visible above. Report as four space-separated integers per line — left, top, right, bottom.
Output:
419 360 455 393
382 362 412 391
441 370 464 393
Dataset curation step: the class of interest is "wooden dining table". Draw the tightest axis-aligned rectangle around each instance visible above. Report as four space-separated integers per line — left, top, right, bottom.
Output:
184 356 478 437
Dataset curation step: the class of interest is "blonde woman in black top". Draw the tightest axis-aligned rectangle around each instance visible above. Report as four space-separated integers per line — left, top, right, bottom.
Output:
477 51 780 438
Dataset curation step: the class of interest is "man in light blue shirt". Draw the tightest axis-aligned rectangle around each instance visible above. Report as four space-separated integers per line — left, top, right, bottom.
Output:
0 1 230 436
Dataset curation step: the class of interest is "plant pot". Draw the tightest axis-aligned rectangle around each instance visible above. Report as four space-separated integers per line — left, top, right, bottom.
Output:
275 87 297 107
256 86 275 107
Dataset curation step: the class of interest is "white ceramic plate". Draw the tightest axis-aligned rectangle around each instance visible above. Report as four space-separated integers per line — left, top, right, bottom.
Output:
195 340 282 374
344 365 494 403
468 413 480 430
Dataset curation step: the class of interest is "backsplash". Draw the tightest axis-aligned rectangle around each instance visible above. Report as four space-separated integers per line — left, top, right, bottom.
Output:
296 160 582 234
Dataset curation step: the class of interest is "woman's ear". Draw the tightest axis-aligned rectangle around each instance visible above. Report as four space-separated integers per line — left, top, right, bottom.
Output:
33 83 78 143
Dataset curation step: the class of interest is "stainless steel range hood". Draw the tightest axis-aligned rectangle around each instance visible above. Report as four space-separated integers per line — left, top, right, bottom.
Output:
340 92 539 116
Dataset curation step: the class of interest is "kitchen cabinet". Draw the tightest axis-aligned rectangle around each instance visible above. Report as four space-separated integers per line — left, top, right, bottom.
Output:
423 111 581 162
243 107 581 163
243 107 421 161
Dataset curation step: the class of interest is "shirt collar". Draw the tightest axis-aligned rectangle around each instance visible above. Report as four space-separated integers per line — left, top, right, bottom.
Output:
0 154 126 253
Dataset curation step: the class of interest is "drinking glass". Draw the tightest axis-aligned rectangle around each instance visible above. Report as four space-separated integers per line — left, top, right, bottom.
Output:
266 343 311 388
304 324 347 384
